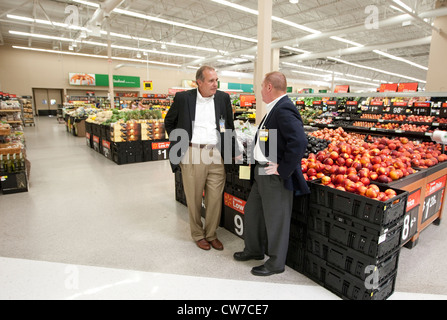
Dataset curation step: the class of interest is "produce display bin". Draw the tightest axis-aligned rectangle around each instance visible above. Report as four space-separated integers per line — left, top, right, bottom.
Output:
377 161 447 248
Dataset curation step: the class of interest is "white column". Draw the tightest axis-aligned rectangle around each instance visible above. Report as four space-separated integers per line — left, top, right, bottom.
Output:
107 29 115 109
255 0 273 125
271 48 280 71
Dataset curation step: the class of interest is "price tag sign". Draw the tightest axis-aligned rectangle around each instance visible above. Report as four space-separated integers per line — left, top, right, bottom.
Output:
422 176 447 223
326 100 338 112
440 103 447 118
413 102 432 116
313 100 323 111
390 102 408 115
367 101 383 114
346 101 358 113
402 189 421 244
151 140 170 161
223 192 246 239
296 100 305 110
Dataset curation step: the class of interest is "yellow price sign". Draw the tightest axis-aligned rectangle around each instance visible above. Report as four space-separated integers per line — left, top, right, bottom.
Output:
144 81 153 91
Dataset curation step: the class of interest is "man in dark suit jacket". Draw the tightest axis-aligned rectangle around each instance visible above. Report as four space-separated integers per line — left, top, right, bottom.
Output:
165 66 238 251
234 71 310 276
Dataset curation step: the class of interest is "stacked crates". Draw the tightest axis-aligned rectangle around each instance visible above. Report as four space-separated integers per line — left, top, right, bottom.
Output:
303 182 408 300
222 164 251 239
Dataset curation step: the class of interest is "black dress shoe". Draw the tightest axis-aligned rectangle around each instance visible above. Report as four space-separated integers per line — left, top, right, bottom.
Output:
251 265 285 277
233 252 264 262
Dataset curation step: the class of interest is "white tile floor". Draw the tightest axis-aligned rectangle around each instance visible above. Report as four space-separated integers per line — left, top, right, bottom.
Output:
1 117 447 300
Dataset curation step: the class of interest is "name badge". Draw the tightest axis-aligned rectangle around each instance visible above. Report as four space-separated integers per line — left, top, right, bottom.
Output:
219 118 226 133
259 129 269 142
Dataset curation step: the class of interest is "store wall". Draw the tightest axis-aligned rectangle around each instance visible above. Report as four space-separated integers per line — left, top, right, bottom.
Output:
0 46 327 98
426 1 447 92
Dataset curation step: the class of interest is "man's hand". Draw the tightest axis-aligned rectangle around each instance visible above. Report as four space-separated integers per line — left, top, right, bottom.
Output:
265 162 279 175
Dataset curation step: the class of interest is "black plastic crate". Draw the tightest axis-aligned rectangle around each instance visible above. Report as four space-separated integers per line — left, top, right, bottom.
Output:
92 134 102 154
174 170 187 206
86 132 93 149
292 193 309 224
286 219 307 273
307 230 400 283
308 205 402 259
101 124 111 142
112 151 143 165
0 171 28 194
91 123 101 138
142 141 152 162
304 252 397 300
310 182 408 228
101 139 112 160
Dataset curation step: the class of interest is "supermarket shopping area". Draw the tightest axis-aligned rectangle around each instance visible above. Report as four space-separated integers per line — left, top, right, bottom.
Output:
1 116 447 300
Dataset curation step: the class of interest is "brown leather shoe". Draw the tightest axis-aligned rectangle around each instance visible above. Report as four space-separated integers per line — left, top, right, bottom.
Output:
209 238 224 251
196 239 211 251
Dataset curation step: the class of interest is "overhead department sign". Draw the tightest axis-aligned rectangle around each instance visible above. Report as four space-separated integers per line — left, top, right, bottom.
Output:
69 73 140 87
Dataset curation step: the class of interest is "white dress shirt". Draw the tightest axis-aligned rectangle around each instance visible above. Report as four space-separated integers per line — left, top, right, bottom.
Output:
254 94 288 163
191 89 218 145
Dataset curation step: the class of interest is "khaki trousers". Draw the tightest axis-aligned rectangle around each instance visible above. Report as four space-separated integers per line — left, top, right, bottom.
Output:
180 146 226 242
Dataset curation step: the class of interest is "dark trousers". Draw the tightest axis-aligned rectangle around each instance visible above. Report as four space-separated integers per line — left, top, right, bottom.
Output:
243 164 293 271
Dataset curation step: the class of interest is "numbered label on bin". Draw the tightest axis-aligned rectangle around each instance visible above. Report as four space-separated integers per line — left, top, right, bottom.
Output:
224 192 246 238
151 141 170 161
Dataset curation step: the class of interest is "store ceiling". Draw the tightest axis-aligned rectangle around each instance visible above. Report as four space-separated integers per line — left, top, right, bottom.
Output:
0 0 443 90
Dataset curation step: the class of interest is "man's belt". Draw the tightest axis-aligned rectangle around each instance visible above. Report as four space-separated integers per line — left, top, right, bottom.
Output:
189 142 217 150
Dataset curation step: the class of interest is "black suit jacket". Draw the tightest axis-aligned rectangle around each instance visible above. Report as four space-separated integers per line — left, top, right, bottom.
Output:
164 89 238 172
250 95 310 196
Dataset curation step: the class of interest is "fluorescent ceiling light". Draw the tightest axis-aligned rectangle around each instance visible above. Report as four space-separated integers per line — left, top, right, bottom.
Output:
291 70 328 78
284 61 391 84
373 50 428 71
9 30 204 59
72 0 99 7
112 8 257 43
327 56 426 83
392 0 414 13
12 45 181 67
333 77 380 87
73 1 257 42
7 14 221 54
210 0 321 35
283 46 311 54
330 36 364 48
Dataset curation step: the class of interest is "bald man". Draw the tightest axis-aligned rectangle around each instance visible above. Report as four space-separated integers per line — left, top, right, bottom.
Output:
234 71 310 276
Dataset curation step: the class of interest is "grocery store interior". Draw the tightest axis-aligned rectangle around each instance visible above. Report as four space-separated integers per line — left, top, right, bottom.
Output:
1 0 447 300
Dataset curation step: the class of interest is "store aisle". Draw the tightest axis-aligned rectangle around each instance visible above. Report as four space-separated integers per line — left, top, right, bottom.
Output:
1 117 447 300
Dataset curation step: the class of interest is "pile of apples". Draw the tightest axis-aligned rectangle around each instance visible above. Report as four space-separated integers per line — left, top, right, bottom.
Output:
302 128 447 201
